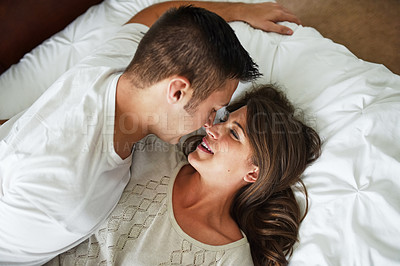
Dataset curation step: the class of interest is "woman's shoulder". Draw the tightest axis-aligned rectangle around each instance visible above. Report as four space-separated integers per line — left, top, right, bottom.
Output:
219 239 253 265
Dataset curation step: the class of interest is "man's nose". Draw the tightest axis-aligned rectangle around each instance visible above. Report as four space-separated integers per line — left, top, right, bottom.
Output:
203 111 217 128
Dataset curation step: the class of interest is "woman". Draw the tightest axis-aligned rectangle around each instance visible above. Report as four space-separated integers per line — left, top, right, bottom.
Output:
48 85 321 266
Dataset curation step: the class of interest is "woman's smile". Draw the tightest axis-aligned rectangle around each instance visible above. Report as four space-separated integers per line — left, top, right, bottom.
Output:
197 137 214 154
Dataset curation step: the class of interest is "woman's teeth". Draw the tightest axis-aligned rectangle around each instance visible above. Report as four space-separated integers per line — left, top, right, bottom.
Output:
201 141 213 154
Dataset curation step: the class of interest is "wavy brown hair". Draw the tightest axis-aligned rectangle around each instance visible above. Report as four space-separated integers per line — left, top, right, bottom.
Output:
183 84 321 265
226 85 321 266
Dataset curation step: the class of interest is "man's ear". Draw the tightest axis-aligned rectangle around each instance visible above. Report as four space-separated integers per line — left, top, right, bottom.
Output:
244 167 259 183
166 76 191 104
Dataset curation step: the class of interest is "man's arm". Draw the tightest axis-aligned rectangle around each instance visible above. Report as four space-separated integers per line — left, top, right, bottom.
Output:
127 1 301 35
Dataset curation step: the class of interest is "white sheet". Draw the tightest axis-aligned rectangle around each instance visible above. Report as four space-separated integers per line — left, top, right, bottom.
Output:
0 0 399 265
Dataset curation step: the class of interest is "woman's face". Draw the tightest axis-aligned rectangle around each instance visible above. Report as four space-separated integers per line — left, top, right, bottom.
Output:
188 106 258 186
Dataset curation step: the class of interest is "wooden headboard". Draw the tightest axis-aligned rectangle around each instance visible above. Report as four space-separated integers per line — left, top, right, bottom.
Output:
0 0 103 75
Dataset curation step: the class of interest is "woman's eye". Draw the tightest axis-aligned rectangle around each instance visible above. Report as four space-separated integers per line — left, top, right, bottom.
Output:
230 129 239 140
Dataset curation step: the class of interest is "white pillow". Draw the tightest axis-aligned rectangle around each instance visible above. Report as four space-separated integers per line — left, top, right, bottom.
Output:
230 21 400 266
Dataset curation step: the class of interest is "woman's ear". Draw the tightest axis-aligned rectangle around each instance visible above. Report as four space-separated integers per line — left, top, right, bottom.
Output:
166 76 191 104
244 167 259 183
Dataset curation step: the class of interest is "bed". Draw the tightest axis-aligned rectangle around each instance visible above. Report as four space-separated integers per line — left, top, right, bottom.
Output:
1 0 399 265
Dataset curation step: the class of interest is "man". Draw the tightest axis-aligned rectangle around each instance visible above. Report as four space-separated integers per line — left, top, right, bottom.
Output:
0 1 299 264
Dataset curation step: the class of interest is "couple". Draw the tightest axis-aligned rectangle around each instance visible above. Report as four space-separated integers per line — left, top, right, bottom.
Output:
49 85 321 266
0 1 320 265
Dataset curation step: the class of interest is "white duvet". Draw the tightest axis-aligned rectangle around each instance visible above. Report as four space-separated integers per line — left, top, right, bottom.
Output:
0 0 399 265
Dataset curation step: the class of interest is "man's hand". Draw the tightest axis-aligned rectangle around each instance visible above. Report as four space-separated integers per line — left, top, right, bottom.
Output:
127 1 300 35
234 2 301 35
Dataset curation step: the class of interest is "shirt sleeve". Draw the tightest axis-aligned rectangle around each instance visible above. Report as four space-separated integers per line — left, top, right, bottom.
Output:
0 147 86 265
78 23 149 70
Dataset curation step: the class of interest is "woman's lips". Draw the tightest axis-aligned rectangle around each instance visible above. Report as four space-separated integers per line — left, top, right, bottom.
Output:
197 137 214 154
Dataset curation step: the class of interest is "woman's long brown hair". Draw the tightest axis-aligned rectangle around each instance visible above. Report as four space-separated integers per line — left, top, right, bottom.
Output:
227 85 321 266
183 84 321 265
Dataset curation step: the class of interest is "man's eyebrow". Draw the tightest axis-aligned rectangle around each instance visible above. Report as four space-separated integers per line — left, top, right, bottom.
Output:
234 121 246 136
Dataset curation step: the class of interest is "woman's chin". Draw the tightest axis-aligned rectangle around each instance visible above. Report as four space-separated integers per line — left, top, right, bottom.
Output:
187 151 196 165
187 151 202 170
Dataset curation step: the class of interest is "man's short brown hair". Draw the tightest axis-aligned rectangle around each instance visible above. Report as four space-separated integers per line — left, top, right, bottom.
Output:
124 5 261 112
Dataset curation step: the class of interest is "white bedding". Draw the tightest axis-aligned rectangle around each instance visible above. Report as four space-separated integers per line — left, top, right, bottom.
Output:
0 0 399 265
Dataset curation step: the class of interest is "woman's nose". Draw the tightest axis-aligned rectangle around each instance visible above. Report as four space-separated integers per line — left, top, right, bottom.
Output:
205 126 218 140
